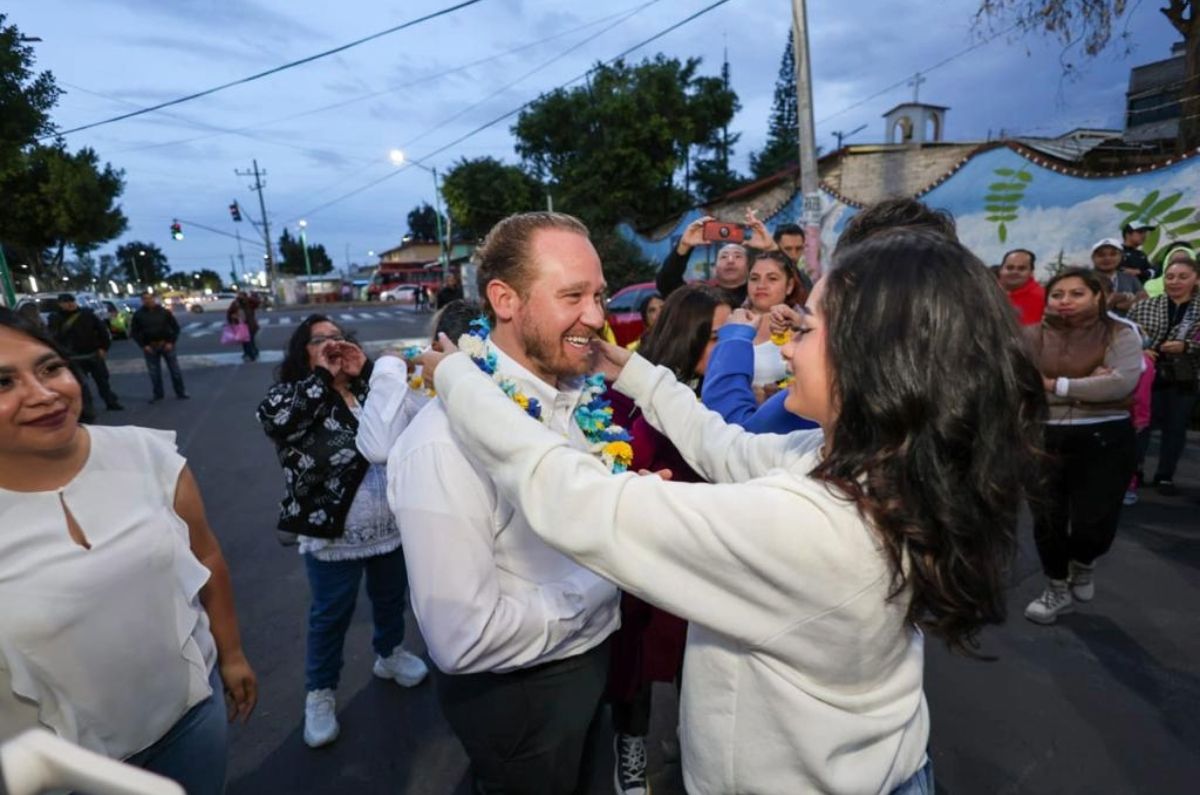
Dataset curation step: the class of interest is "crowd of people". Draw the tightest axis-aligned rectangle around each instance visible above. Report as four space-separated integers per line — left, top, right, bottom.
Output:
0 199 1196 795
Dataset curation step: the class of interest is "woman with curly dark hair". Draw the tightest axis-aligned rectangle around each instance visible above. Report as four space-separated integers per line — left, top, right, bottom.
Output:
257 315 427 751
417 229 1045 794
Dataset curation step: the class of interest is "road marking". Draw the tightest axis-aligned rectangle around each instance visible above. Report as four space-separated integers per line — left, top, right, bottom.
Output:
276 316 293 325
356 312 377 320
185 321 222 338
337 313 355 321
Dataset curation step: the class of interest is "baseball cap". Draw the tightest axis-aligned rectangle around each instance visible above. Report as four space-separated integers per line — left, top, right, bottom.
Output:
1091 238 1123 254
1122 222 1156 234
57 293 76 303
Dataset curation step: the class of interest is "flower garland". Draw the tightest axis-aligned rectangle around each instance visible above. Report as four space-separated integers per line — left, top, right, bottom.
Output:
401 346 437 396
457 317 634 474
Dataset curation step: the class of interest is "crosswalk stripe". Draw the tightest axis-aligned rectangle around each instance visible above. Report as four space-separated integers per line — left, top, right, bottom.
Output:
337 313 355 321
276 316 293 325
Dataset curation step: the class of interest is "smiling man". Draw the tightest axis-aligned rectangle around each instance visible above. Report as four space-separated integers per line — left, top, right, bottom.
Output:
387 212 620 794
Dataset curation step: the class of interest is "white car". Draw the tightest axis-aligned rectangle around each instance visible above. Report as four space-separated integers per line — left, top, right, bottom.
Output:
186 292 238 313
379 284 422 303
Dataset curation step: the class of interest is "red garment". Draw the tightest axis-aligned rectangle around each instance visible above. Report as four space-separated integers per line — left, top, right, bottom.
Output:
1006 278 1045 326
606 414 691 702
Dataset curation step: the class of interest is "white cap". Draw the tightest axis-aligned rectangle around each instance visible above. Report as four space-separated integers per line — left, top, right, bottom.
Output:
1091 238 1123 254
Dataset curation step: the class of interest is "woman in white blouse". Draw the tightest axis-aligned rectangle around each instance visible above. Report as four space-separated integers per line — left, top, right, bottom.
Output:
0 308 255 795
422 230 1046 794
745 250 806 389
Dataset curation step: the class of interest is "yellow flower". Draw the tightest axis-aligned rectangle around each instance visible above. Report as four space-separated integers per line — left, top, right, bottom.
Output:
408 375 424 389
770 330 790 346
514 392 530 410
604 441 634 466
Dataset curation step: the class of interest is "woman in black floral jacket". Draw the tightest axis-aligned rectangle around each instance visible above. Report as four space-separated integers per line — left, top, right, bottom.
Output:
257 315 428 750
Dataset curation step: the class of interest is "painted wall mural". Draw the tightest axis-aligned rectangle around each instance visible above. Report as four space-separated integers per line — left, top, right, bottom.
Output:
620 145 1200 281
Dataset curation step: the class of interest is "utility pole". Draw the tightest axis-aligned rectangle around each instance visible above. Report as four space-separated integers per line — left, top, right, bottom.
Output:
235 159 278 295
791 0 822 279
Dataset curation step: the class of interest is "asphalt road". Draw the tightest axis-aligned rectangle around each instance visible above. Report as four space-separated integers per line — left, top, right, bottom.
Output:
89 356 1200 795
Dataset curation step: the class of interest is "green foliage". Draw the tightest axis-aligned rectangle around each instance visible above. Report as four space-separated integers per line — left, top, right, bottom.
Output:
691 58 744 202
750 30 799 179
441 157 542 239
406 202 446 243
277 228 333 275
115 242 170 285
1117 189 1200 262
513 55 740 229
0 15 61 175
165 269 223 292
0 144 128 276
592 230 656 292
982 166 1033 243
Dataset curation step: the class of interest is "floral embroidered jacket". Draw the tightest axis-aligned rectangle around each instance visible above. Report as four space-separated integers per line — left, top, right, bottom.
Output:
256 362 374 538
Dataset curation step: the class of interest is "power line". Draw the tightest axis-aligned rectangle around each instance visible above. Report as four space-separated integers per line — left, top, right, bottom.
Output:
288 0 734 222
48 0 487 139
815 22 1022 127
175 218 266 248
99 3 653 156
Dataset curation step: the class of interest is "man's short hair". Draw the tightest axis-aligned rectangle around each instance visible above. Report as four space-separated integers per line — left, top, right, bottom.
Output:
773 223 805 243
1001 248 1037 269
474 211 590 321
432 299 483 343
834 199 958 253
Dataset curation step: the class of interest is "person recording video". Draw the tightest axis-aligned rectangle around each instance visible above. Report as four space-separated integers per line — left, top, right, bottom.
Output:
656 209 789 306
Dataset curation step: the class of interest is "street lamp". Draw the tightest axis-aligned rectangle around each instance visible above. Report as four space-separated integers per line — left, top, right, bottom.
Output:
387 148 450 284
297 219 313 304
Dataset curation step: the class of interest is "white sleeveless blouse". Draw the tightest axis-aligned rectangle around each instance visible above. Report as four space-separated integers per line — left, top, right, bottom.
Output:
0 425 217 760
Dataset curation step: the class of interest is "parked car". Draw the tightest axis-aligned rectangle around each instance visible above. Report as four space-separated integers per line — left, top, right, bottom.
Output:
100 299 133 339
186 292 238 313
15 293 104 327
605 281 659 348
380 284 423 303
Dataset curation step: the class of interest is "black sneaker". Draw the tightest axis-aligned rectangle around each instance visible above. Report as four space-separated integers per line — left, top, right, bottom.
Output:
106 403 125 411
1156 480 1179 496
176 393 191 400
150 396 164 404
613 734 648 795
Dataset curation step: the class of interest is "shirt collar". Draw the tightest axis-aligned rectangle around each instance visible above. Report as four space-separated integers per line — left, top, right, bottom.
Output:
490 341 586 413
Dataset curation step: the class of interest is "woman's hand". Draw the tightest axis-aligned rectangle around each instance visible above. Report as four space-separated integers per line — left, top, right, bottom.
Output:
1160 340 1186 355
314 341 343 378
1042 376 1057 393
220 652 257 724
768 304 802 336
415 333 459 383
744 208 774 251
727 308 760 328
336 342 367 378
589 338 632 382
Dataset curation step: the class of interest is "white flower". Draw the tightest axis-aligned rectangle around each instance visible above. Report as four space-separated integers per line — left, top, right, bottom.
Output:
275 409 291 425
306 384 323 398
297 453 316 471
329 448 356 466
286 501 301 517
308 509 328 525
323 415 342 432
268 394 282 406
459 335 486 359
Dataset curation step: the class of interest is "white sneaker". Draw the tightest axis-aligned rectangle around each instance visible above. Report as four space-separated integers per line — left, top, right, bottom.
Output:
1068 560 1095 602
373 647 429 687
1122 490 1138 506
613 733 649 795
1024 580 1074 625
303 689 339 748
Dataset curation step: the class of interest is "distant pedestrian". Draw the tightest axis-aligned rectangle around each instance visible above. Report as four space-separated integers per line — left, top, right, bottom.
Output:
49 293 123 412
227 292 261 362
435 272 463 308
130 292 189 402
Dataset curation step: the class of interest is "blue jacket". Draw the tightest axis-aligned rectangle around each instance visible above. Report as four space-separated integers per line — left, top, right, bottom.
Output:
700 324 818 434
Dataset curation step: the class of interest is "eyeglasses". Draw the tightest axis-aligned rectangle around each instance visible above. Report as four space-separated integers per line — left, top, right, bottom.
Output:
307 334 346 346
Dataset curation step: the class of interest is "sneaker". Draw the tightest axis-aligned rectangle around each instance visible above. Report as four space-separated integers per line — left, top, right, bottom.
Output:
372 648 428 687
1067 560 1095 602
1024 580 1074 625
1156 479 1179 496
106 403 125 411
1122 490 1138 506
303 689 339 748
613 734 649 795
176 393 191 400
149 396 163 404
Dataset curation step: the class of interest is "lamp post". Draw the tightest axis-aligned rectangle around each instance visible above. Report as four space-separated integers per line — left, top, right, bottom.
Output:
298 220 313 304
388 149 450 285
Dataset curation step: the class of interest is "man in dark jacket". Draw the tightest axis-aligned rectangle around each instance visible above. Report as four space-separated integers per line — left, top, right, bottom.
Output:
50 293 124 411
435 272 463 308
1120 222 1156 284
130 291 189 401
654 210 782 306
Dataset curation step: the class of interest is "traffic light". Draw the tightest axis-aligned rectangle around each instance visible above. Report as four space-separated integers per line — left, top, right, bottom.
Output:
229 201 242 222
170 220 183 240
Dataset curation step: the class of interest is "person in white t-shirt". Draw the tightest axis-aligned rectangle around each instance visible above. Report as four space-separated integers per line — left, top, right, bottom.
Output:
0 308 256 795
419 228 1046 794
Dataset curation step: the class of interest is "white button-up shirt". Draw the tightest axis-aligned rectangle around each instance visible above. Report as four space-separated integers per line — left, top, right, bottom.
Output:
387 344 620 674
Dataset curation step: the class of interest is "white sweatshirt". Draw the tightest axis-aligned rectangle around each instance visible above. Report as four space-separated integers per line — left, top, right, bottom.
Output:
433 352 929 794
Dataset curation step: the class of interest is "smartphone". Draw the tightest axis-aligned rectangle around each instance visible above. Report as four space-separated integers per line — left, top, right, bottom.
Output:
701 220 748 244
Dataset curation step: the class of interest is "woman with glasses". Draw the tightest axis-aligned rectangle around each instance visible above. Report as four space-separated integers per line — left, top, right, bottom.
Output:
256 315 428 750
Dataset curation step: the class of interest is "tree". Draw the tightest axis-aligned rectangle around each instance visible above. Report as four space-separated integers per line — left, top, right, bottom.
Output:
0 144 128 280
513 55 741 230
115 242 170 286
277 228 333 275
441 157 543 239
406 202 446 243
974 1 1200 152
691 57 745 202
0 15 61 175
750 31 800 179
165 268 223 292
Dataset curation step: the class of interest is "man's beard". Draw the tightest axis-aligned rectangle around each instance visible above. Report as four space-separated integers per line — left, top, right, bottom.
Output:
519 316 594 379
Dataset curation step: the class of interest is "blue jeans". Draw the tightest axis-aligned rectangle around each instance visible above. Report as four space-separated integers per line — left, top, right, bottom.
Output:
303 545 410 692
143 345 187 398
241 330 259 361
126 667 228 795
891 758 934 795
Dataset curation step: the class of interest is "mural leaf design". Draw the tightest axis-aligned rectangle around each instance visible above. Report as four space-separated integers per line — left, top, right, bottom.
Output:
1144 227 1162 257
1168 221 1200 237
1137 190 1160 213
1159 207 1194 225
1115 202 1141 212
1116 190 1199 263
982 166 1032 243
1148 193 1182 218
